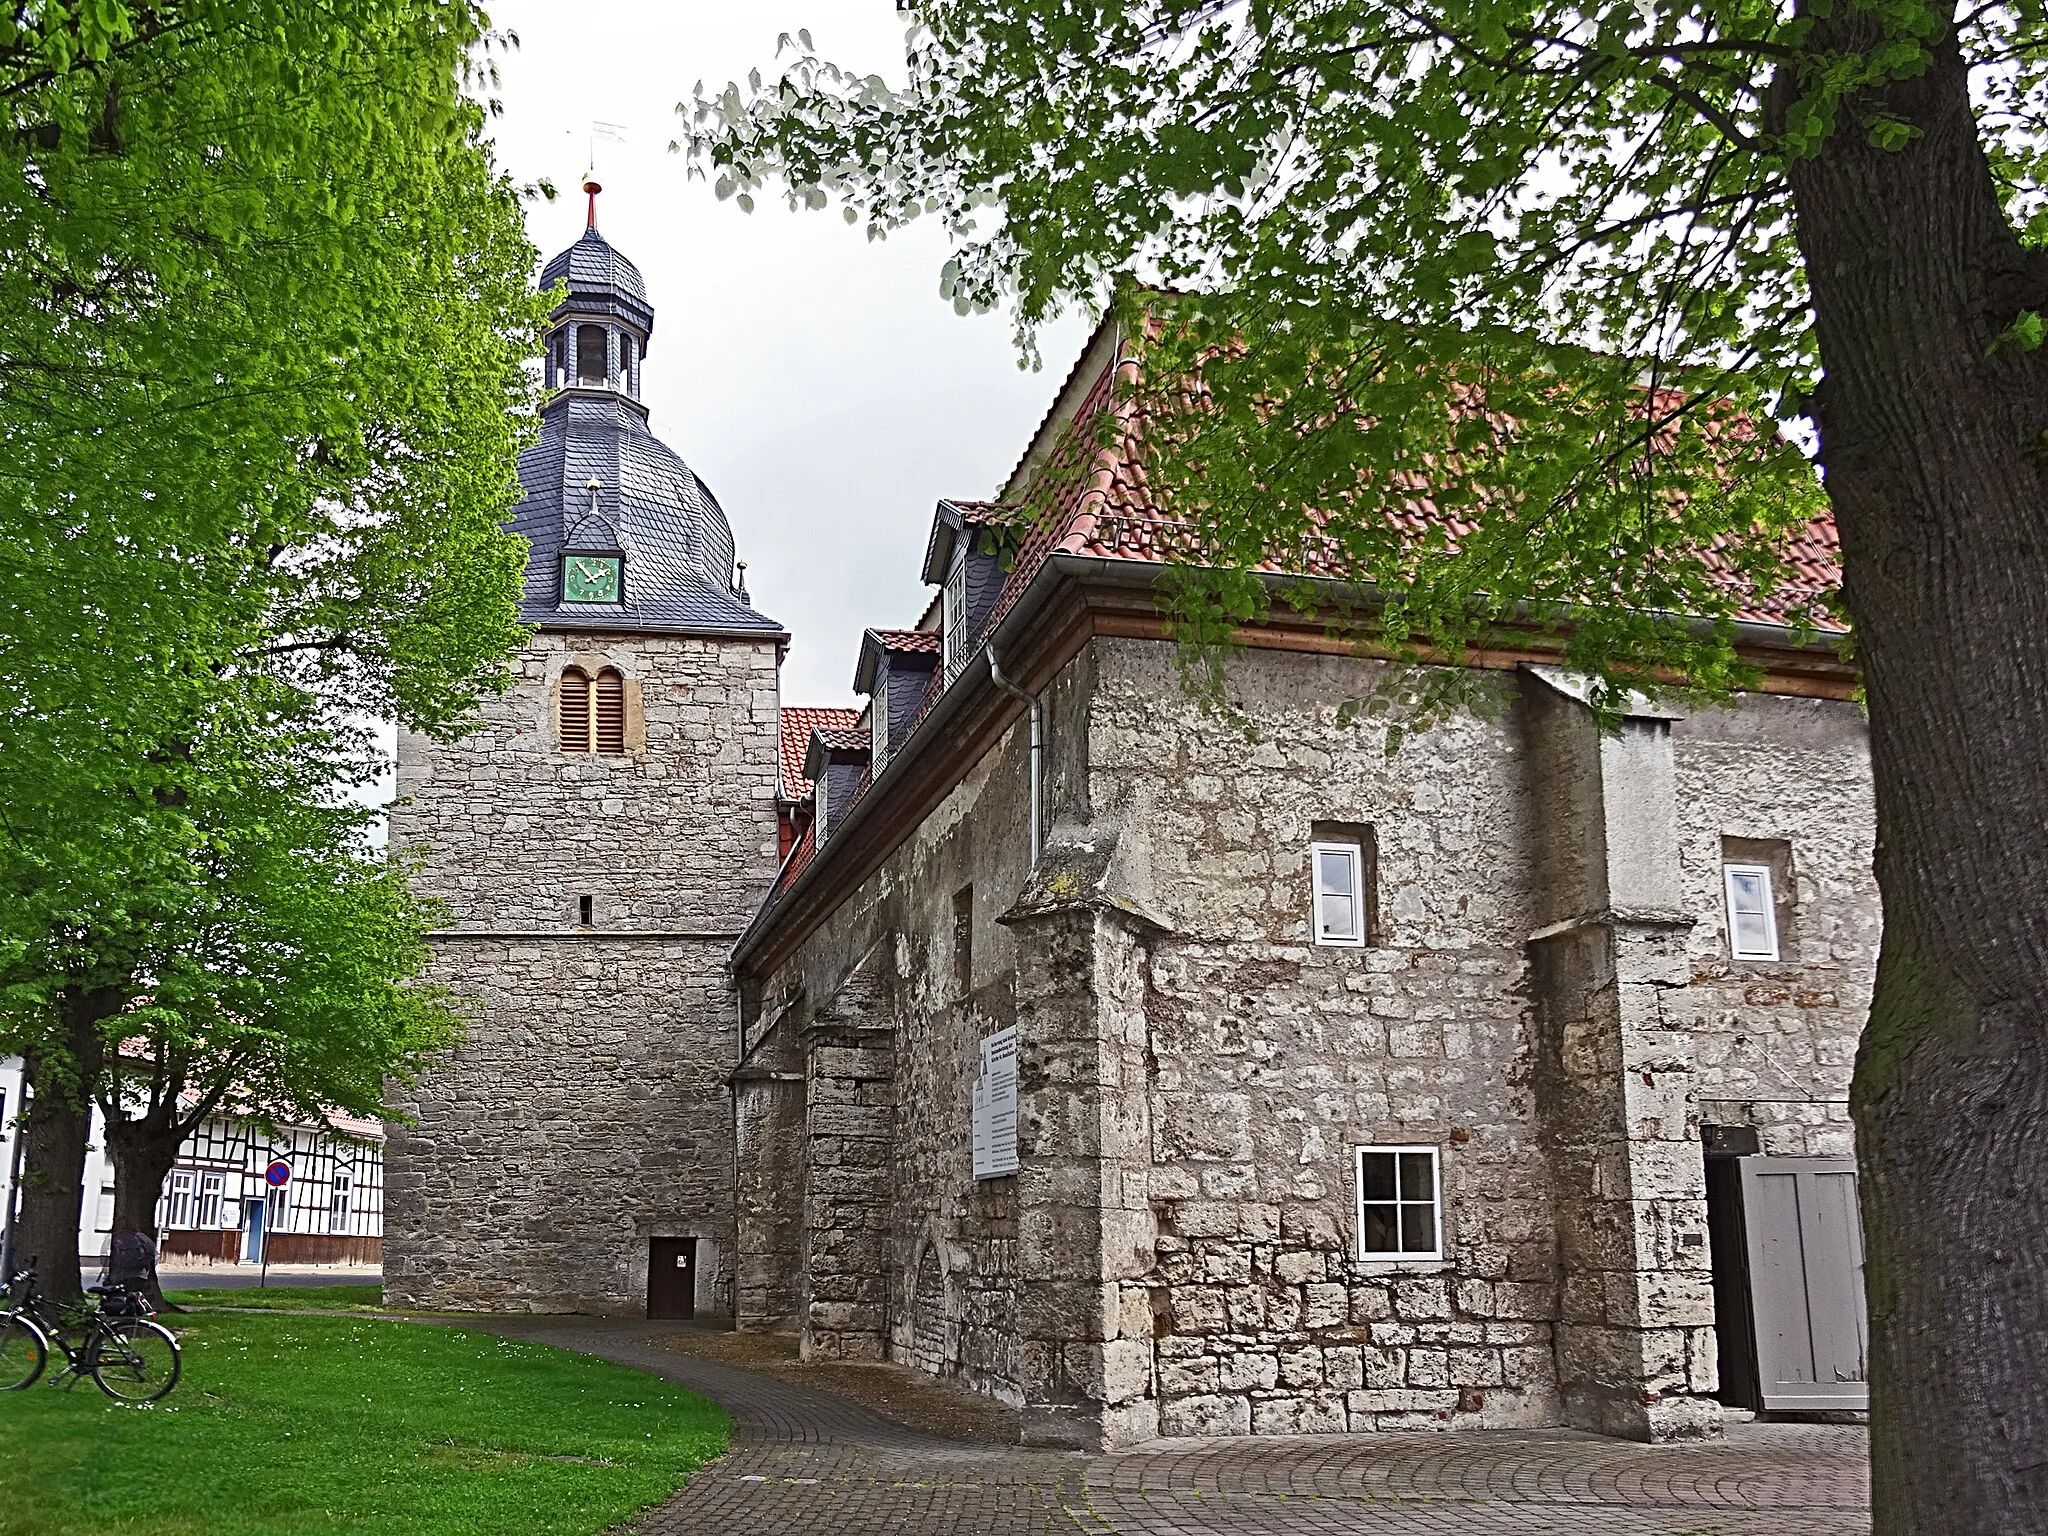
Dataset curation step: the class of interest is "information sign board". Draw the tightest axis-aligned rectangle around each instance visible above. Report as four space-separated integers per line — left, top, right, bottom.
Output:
971 1027 1019 1179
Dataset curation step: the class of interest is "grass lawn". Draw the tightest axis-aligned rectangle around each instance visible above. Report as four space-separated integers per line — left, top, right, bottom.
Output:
0 1311 729 1536
161 1294 385 1318
162 1285 385 1313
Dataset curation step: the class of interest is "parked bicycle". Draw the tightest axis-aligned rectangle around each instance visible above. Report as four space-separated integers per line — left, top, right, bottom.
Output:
0 1260 181 1402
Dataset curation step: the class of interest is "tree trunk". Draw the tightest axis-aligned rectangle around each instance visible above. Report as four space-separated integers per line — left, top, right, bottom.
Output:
10 990 116 1304
1784 20 2048 1530
105 1114 183 1312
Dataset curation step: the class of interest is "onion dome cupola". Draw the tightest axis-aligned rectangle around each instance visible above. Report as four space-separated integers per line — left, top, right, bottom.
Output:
512 178 781 636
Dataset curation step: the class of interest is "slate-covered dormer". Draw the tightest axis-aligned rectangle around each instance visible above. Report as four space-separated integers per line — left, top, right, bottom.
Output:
921 500 1009 683
853 628 942 771
803 726 871 842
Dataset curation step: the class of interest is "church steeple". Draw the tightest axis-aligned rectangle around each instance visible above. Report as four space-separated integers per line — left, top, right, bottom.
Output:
539 179 655 401
514 198 779 636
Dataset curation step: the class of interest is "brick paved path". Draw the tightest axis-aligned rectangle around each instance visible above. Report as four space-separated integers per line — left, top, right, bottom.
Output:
465 1319 1871 1535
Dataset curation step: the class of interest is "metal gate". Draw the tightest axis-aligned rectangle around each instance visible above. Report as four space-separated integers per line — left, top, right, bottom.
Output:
1729 1156 1869 1411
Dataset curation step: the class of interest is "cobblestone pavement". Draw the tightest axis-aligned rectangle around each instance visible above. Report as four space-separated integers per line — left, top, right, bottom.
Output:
463 1319 1871 1535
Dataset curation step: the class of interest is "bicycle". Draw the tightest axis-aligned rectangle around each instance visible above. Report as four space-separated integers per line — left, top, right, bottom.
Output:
0 1260 181 1403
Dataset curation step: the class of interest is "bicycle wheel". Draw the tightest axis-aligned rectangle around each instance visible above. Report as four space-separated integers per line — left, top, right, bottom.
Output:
88 1318 180 1403
0 1313 46 1390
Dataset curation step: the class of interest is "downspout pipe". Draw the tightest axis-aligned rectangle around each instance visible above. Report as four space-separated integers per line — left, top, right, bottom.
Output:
988 649 1042 868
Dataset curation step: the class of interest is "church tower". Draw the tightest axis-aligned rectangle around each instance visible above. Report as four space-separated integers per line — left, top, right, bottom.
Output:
385 182 786 1317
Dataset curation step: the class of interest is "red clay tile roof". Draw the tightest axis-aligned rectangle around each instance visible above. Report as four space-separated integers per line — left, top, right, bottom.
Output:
778 706 861 801
870 628 941 654
813 726 871 754
974 339 1843 637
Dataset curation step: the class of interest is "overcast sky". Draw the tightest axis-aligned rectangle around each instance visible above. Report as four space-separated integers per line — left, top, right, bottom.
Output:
480 1 1093 705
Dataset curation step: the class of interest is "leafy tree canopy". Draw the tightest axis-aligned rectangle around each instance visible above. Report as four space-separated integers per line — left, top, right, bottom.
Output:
0 1 545 1293
682 0 2035 704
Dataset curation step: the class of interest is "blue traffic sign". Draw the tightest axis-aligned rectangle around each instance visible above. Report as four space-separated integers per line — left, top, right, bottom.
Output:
263 1160 292 1188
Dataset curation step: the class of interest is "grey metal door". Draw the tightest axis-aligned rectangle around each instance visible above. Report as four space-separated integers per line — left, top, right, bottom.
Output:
1738 1156 1869 1411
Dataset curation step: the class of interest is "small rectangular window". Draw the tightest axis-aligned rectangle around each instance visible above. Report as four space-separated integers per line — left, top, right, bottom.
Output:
330 1169 352 1233
578 894 594 928
1724 862 1780 961
953 885 974 997
1312 840 1367 946
197 1172 224 1229
1355 1145 1442 1261
165 1170 194 1230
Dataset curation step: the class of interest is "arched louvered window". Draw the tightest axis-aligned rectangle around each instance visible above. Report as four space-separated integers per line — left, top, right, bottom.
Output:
560 666 626 754
593 668 625 754
577 323 608 385
560 667 592 752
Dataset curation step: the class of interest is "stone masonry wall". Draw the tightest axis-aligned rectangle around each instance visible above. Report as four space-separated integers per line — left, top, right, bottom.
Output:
387 628 783 1314
1090 639 1561 1436
385 934 737 1314
739 631 1877 1444
739 650 1091 1401
394 630 783 929
1670 696 1878 1157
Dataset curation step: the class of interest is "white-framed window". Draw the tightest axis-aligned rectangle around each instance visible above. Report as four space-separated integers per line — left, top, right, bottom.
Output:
942 552 969 682
813 775 829 844
872 693 889 771
197 1172 224 1229
1723 862 1780 961
1312 840 1368 946
329 1169 353 1233
265 1185 288 1235
1355 1145 1443 1261
164 1170 194 1230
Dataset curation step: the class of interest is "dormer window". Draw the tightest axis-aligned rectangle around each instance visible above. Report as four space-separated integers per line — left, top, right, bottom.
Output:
577 323 608 385
942 552 969 682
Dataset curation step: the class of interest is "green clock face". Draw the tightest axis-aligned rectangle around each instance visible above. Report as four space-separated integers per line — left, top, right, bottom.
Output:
562 553 622 603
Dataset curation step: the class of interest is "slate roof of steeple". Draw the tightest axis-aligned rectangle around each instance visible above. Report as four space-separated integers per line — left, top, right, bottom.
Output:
514 220 781 637
539 226 653 333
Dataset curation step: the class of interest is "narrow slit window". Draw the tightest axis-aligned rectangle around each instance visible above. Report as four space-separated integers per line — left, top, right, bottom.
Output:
593 668 626 754
1355 1146 1442 1261
1312 840 1367 946
953 885 974 997
560 668 592 752
578 894 594 928
1724 862 1780 961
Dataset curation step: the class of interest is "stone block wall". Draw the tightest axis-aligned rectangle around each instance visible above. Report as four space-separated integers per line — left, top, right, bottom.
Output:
393 631 783 929
384 934 738 1315
736 651 1079 1405
1094 639 1562 1435
735 631 1877 1445
387 628 782 1314
1670 696 1878 1157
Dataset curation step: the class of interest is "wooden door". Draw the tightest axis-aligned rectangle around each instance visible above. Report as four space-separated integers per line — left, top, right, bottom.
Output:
647 1236 696 1320
1739 1157 1869 1411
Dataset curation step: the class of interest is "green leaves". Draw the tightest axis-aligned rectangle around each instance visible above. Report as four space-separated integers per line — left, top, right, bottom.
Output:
1992 308 2046 354
686 0 1896 712
0 3 543 1126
